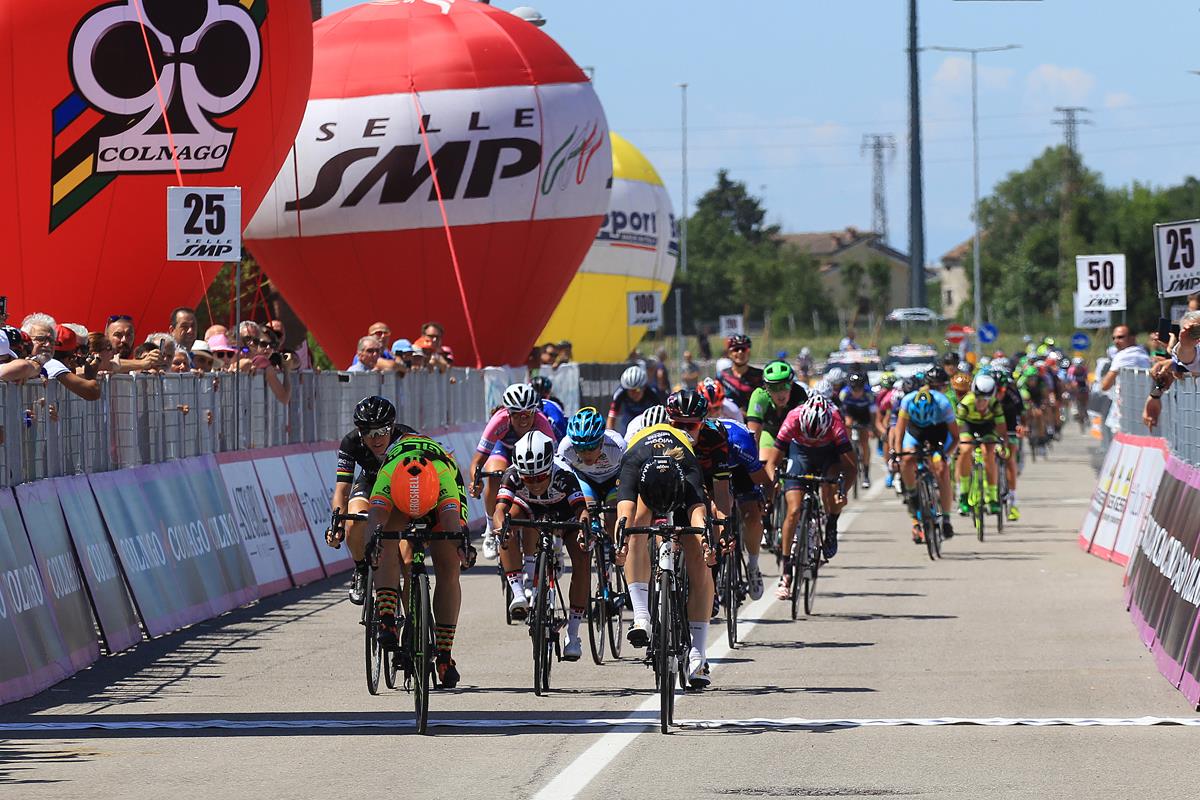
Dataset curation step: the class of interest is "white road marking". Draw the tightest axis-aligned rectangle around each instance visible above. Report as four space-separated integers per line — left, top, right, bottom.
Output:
532 479 887 800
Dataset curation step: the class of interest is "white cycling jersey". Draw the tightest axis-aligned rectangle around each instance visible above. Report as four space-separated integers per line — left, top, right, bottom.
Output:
556 429 626 483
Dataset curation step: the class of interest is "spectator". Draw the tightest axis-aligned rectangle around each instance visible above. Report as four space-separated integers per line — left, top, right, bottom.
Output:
795 346 814 380
408 345 429 372
170 306 197 351
105 314 136 358
649 346 670 393
266 318 301 371
1147 329 1169 362
391 339 415 376
170 350 190 373
1189 292 1200 312
1101 325 1150 391
204 323 227 341
539 342 558 366
347 335 383 372
839 328 859 351
0 327 40 382
557 340 573 365
680 350 700 390
414 334 449 373
38 320 99 400
369 322 395 363
144 333 177 364
420 321 445 349
208 333 238 372
190 340 216 373
86 332 117 375
696 326 712 360
248 330 292 404
22 312 57 362
525 346 541 372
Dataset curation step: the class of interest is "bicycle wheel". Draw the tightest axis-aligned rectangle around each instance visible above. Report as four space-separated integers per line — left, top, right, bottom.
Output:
803 514 820 616
364 570 382 696
972 465 986 542
675 564 692 694
499 565 513 625
918 475 938 561
769 485 786 559
413 574 433 734
996 462 1007 533
723 515 740 648
657 569 674 734
607 564 627 660
790 504 808 620
587 544 606 665
850 443 861 500
532 551 551 696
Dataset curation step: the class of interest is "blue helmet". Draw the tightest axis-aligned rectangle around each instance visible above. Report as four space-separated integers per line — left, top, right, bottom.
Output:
567 407 606 448
907 388 943 428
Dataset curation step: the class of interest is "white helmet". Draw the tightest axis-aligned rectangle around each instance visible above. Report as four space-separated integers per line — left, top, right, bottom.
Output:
813 379 835 400
972 373 997 397
1072 357 1085 366
641 405 670 427
621 365 647 390
513 431 556 476
502 383 538 412
797 401 833 440
799 346 811 357
993 357 1010 370
826 367 845 384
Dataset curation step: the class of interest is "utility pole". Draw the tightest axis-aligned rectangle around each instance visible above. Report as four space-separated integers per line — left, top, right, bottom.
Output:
1053 106 1091 307
861 134 896 244
907 0 926 309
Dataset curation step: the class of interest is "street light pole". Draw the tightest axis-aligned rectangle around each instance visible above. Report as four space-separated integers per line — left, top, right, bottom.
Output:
927 44 1019 355
676 83 688 362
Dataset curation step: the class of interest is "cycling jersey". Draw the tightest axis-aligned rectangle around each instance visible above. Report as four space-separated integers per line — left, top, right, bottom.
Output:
838 386 877 426
718 365 765 411
540 398 568 440
617 424 706 510
898 389 956 429
335 424 418 483
557 429 626 485
1000 387 1025 432
496 463 586 520
1069 364 1089 385
692 418 732 479
877 388 896 420
955 392 1005 426
369 436 467 525
775 405 851 450
476 408 556 456
717 419 764 474
745 384 808 446
609 386 664 431
1021 377 1047 405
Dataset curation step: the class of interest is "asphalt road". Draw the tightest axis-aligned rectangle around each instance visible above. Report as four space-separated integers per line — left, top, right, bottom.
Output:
3 429 1197 799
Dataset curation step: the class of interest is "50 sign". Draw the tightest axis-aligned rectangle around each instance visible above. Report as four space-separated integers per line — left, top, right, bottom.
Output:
1075 254 1126 312
167 187 242 262
1155 219 1200 298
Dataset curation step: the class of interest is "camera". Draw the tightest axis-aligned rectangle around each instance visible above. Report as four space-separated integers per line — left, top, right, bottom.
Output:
269 352 283 369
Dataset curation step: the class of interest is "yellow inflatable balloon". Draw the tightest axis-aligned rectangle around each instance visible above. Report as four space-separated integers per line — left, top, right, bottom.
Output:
539 132 678 361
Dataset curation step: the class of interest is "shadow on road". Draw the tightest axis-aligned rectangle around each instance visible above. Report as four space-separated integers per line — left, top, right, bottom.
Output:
739 641 875 651
0 742 92 785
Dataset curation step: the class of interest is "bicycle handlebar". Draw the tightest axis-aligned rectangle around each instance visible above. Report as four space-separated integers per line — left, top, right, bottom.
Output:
503 517 587 533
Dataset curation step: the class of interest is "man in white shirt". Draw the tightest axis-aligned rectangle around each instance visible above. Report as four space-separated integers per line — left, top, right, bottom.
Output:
1100 325 1150 391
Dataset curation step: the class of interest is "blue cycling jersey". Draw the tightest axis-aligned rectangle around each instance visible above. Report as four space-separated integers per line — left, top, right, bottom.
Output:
898 389 955 428
719 418 765 473
541 399 568 440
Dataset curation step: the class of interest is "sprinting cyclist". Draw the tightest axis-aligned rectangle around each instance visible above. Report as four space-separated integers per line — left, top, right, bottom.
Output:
326 396 416 605
765 396 854 600
895 383 959 544
492 431 592 660
994 367 1025 521
838 371 877 489
955 373 1008 516
531 375 567 439
624 404 671 441
366 431 473 688
531 375 566 411
950 372 972 403
470 383 556 559
705 408 773 600
718 334 764 411
745 360 809 462
700 377 745 422
558 407 627 536
1018 366 1048 448
608 365 664 431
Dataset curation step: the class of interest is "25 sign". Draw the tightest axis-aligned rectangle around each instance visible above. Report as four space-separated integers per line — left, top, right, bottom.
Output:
1155 220 1200 299
166 186 241 262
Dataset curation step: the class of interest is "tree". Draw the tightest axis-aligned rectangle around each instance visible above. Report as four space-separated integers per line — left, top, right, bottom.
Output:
866 258 892 320
841 261 865 324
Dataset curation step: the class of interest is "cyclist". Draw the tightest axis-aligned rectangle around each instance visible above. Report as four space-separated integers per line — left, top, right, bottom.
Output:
895 383 959 544
558 407 627 536
615 417 716 688
607 365 664 431
1018 366 1048 448
707 412 773 601
925 364 953 405
326 396 417 605
825 368 847 411
366 431 473 688
994 367 1025 521
950 371 972 403
954 373 1008 516
838 371 877 489
624 404 671 441
718 334 764 411
700 377 745 422
1068 356 1090 427
745 360 809 462
470 383 557 559
531 375 567 439
492 431 592 660
766 397 854 600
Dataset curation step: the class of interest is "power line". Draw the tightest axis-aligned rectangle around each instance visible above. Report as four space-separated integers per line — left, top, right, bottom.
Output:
861 134 896 243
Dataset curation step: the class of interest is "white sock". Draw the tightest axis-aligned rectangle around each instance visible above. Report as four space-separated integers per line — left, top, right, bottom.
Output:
629 582 649 623
522 555 536 582
506 572 524 600
1009 490 1017 504
748 552 760 571
568 609 584 639
689 622 708 662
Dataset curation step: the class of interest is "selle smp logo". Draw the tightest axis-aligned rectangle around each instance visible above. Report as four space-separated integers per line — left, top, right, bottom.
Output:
49 0 267 231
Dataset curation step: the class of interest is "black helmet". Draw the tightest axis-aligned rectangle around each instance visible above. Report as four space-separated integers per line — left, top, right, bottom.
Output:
530 375 553 397
726 333 751 350
925 365 949 387
638 456 684 515
848 371 868 389
666 388 707 422
353 396 396 430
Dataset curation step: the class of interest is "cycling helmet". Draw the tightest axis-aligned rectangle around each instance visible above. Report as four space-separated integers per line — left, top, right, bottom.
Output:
566 407 606 449
799 346 812 358
638 456 684 515
813 379 835 400
726 333 751 350
530 375 553 397
763 360 794 385
641 405 671 428
797 400 833 440
848 371 868 389
666 388 707 422
906 389 943 427
950 372 971 394
925 365 949 387
993 357 1011 370
879 373 896 391
957 361 972 375
513 430 556 477
620 365 648 390
388 454 441 518
502 383 539 412
699 377 725 408
897 377 918 396
354 396 396 430
992 368 1012 388
805 393 832 413
972 373 997 397
826 367 846 385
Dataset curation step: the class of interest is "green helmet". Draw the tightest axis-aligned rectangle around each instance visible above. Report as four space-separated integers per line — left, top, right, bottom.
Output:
763 360 794 385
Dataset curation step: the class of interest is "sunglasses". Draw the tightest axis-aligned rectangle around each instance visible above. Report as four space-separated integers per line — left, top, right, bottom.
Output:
574 440 602 453
521 471 551 484
257 340 274 348
107 314 133 323
363 425 392 439
730 346 749 353
510 408 535 417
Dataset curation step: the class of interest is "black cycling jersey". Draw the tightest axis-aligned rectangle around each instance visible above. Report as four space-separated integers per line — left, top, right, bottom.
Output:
718 365 765 411
616 425 707 510
1000 388 1025 430
335 424 418 483
497 464 586 520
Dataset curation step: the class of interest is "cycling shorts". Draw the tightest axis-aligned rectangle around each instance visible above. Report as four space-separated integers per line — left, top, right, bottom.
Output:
843 405 873 428
576 473 620 507
731 465 762 504
959 421 1000 444
487 440 513 463
902 424 954 456
783 441 851 491
350 471 377 501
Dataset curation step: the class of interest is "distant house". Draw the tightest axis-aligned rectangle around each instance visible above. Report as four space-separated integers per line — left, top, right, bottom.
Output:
780 227 927 322
938 238 972 318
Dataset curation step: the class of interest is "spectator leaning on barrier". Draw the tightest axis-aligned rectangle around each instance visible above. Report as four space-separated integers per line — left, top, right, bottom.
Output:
557 340 573 365
1101 325 1151 392
347 335 383 372
86 332 117 375
204 324 227 341
0 327 40 382
33 319 100 400
249 329 292 405
1147 310 1200 429
190 340 215 373
208 333 238 371
415 335 448 373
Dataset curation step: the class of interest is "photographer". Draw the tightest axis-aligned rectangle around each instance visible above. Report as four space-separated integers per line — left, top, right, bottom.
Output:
48 325 100 401
251 329 292 405
1143 312 1200 430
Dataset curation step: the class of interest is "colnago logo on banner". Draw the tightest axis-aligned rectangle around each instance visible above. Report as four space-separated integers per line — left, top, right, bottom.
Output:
247 84 610 238
53 0 266 229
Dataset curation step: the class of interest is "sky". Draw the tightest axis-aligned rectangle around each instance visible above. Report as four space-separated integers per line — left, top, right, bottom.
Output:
321 0 1200 265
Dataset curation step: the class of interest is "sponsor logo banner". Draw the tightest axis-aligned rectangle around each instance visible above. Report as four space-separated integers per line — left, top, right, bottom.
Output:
282 451 353 575
253 455 329 581
215 455 297 594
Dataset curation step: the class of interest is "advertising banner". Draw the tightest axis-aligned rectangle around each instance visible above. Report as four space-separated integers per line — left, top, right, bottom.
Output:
175 456 260 608
1149 458 1200 689
283 451 353 574
53 476 141 654
0 489 71 704
254 455 330 581
1125 457 1192 651
1111 439 1168 567
1088 442 1141 560
14 481 100 673
215 453 296 594
1079 438 1123 550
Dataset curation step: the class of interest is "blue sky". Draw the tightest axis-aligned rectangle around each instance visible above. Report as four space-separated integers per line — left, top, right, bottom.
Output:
322 0 1200 265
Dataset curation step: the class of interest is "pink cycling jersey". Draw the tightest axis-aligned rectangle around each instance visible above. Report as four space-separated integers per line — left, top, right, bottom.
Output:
877 388 896 415
775 405 850 449
476 408 556 454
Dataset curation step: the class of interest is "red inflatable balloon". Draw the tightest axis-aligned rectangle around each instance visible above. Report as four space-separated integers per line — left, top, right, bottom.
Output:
244 0 611 367
0 0 312 331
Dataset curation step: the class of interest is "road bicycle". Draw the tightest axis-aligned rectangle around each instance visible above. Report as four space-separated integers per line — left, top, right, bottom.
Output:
473 466 514 624
712 513 746 648
899 444 944 561
784 473 842 618
330 509 389 695
584 503 626 665
963 434 1001 542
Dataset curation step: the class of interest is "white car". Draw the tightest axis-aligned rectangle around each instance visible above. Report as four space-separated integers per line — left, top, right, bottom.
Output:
886 307 942 323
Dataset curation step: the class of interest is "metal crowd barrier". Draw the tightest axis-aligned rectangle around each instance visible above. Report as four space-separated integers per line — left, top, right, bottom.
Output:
1114 368 1200 465
0 367 491 489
